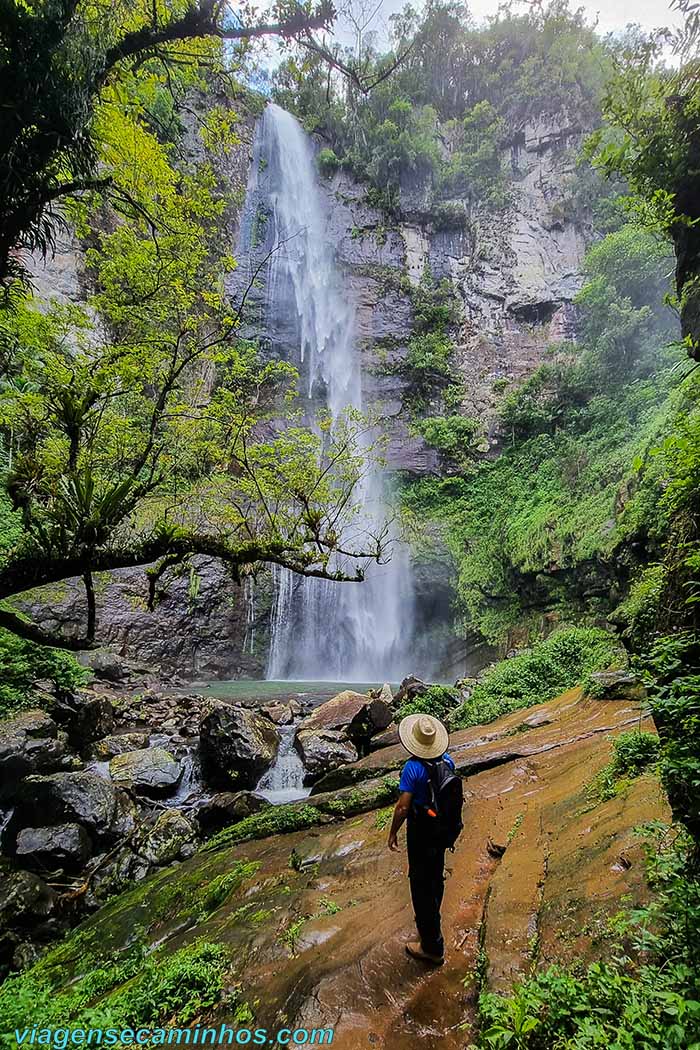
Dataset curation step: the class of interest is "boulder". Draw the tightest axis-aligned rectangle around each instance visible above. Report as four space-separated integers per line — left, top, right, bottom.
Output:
199 705 279 790
87 847 151 905
587 670 646 702
394 675 428 705
92 732 150 759
261 702 295 725
137 810 197 865
379 683 394 705
109 748 182 798
16 823 91 872
0 710 70 800
0 867 54 929
196 790 271 834
88 652 131 684
53 692 115 749
295 729 359 784
369 723 400 751
297 691 392 742
18 772 117 837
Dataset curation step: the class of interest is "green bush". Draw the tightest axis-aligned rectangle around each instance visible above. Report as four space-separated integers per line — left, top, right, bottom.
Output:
588 729 660 803
642 632 700 844
0 940 242 1046
611 729 660 776
0 627 89 718
317 147 340 176
452 627 624 729
395 684 459 723
416 415 478 466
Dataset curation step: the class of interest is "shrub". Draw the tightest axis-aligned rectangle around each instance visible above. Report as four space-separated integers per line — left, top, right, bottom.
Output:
611 729 660 776
588 730 660 802
416 415 478 466
317 148 340 176
0 627 89 718
395 684 459 722
0 940 241 1045
641 632 700 844
451 626 624 729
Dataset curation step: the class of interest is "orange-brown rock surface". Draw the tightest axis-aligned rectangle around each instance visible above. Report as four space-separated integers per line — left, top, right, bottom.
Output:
44 688 669 1048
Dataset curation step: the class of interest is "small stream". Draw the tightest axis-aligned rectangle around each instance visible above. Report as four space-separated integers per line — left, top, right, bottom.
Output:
79 680 385 812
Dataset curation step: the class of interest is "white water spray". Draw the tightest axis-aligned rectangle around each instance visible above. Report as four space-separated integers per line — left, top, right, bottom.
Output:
246 104 416 681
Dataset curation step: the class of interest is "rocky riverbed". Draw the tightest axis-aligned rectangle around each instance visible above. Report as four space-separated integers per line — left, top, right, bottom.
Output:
0 674 406 973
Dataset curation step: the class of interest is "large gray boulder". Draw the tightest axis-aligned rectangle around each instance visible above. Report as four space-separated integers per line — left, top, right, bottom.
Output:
0 866 55 975
53 691 114 750
0 867 54 929
295 729 359 785
196 790 270 835
109 748 182 798
18 771 117 837
16 823 91 872
0 710 70 800
137 810 197 865
200 705 279 790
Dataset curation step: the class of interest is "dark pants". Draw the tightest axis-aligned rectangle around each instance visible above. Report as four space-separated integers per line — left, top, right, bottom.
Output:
407 813 446 957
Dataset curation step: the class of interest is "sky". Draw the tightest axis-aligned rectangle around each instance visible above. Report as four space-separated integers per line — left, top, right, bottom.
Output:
328 0 683 47
389 0 679 35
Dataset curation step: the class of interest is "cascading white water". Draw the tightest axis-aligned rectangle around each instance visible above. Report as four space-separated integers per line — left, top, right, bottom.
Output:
247 104 416 681
256 724 310 804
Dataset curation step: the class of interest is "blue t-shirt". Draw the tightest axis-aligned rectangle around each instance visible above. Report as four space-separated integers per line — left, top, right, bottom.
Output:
399 753 454 809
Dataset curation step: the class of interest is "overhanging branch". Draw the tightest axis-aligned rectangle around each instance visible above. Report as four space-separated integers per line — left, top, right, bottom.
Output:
0 608 97 651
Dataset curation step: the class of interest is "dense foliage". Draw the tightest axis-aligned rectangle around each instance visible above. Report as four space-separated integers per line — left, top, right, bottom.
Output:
452 626 623 728
0 629 87 718
0 939 248 1048
0 0 335 289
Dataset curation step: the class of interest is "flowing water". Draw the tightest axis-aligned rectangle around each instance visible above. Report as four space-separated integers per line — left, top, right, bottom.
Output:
255 724 310 804
243 104 416 682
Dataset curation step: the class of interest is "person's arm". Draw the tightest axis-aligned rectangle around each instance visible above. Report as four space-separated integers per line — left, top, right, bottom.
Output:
388 791 412 851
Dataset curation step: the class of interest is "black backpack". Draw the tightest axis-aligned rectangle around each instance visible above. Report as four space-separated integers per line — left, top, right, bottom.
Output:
420 757 464 851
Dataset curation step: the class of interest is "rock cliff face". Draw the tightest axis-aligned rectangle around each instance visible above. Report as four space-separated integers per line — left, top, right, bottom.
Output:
316 114 587 466
18 102 591 680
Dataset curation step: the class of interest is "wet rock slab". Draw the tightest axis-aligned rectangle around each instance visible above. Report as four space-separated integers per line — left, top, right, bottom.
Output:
312 687 644 792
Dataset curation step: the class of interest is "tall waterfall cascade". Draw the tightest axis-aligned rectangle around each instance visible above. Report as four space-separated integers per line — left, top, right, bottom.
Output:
242 104 416 682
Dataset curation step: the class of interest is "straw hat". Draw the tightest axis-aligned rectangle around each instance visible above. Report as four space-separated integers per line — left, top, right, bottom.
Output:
398 713 449 760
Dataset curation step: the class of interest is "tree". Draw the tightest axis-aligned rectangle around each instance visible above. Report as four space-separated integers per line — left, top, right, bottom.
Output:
0 21 387 651
590 0 700 358
0 0 412 291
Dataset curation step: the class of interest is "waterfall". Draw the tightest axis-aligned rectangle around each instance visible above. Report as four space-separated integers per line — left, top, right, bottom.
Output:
245 104 416 682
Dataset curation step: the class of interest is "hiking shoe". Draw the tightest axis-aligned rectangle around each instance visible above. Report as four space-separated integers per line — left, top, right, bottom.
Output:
405 940 444 965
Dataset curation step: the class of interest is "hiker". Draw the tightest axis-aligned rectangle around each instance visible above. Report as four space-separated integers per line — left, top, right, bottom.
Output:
387 713 463 965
